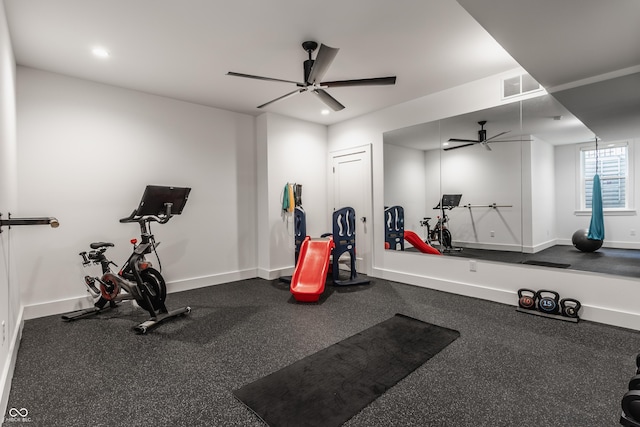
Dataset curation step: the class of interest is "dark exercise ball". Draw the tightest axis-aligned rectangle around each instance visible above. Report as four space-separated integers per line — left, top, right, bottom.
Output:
572 228 603 252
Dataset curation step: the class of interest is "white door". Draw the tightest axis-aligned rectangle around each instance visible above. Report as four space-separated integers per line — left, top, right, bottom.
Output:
330 145 372 274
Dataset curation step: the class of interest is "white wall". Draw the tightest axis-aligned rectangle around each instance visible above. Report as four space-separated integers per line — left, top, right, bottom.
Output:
383 143 427 234
0 0 22 415
441 141 523 250
15 67 258 317
257 113 328 278
555 138 640 248
328 68 640 330
527 137 556 251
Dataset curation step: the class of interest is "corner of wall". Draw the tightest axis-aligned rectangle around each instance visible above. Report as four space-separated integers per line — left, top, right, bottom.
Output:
0 305 23 420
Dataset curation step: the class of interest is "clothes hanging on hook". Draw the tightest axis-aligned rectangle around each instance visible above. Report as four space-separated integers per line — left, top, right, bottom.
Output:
282 183 291 213
282 183 298 213
294 184 302 207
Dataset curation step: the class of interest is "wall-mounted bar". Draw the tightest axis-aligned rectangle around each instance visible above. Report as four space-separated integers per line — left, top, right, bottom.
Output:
0 213 60 233
463 203 513 209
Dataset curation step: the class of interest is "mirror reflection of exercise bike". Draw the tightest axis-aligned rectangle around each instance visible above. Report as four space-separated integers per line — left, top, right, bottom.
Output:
62 185 191 334
420 194 462 253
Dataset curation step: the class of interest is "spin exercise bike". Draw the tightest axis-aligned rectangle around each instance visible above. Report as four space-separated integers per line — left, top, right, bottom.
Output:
420 194 462 253
62 185 191 334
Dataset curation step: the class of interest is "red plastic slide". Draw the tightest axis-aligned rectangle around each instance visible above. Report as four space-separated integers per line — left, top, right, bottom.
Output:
403 230 442 255
290 237 335 302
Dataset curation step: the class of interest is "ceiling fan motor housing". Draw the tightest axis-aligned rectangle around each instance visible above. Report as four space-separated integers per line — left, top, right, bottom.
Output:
303 60 314 84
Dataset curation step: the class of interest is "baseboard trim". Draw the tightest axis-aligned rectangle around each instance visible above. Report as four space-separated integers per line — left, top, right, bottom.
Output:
167 268 258 293
23 269 260 321
0 306 24 420
523 239 557 254
257 267 293 280
454 241 522 252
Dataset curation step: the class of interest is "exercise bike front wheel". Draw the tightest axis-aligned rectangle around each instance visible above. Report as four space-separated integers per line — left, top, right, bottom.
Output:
137 268 167 312
441 229 452 249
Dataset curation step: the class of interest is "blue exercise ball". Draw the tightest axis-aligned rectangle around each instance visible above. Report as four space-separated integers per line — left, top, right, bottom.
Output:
572 228 603 252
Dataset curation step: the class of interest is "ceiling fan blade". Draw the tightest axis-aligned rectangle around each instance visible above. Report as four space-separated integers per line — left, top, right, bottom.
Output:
322 76 397 87
313 89 345 111
257 88 304 109
448 138 480 143
443 142 476 151
307 44 339 84
482 142 492 151
227 72 303 86
490 139 533 143
484 131 510 142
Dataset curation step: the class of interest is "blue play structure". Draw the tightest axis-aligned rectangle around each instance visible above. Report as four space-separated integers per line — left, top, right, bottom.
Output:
282 206 369 287
384 206 404 251
293 206 307 264
331 207 370 286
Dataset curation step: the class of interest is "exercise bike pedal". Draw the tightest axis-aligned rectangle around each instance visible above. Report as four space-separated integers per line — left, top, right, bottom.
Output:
84 275 100 295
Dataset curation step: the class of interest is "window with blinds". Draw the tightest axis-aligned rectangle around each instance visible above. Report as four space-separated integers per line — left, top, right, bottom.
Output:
580 143 628 209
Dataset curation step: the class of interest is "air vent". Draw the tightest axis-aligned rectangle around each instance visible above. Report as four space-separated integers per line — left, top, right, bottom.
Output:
502 73 543 99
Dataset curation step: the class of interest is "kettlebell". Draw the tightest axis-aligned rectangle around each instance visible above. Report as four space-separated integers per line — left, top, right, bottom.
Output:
517 288 537 310
630 374 640 391
536 290 560 315
560 298 581 318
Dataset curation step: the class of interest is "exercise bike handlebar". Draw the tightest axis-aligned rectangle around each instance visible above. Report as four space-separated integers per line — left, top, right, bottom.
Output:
119 203 174 225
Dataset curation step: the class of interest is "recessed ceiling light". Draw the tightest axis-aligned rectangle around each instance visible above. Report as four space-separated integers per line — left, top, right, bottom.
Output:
92 47 110 58
321 109 330 115
443 142 449 147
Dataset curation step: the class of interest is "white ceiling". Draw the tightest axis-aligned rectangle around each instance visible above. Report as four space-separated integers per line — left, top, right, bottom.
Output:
3 0 519 125
4 1 639 134
457 0 640 141
384 93 597 151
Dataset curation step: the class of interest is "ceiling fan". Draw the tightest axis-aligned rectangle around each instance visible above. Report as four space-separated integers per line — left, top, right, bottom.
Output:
227 41 396 111
444 120 524 151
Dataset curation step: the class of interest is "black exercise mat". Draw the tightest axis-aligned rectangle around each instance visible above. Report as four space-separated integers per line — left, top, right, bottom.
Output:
522 260 571 268
233 313 460 427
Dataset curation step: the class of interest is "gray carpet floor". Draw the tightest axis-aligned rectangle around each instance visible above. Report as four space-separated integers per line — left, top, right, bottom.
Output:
5 277 640 427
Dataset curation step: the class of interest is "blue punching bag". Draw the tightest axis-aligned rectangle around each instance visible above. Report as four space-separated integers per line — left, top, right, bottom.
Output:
588 173 605 241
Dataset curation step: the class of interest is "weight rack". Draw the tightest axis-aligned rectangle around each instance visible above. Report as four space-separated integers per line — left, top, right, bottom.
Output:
515 307 579 323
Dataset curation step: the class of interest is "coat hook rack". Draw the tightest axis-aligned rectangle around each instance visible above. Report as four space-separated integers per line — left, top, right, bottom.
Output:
0 213 60 233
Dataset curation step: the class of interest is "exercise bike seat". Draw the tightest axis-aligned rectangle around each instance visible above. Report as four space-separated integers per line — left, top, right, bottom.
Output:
90 242 114 249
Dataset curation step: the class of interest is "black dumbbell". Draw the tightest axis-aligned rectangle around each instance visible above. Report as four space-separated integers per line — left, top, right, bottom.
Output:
517 289 536 310
622 390 640 424
560 298 581 318
536 290 560 315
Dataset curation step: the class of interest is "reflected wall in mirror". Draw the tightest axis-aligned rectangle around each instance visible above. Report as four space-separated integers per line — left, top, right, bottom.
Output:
439 100 523 255
382 93 640 279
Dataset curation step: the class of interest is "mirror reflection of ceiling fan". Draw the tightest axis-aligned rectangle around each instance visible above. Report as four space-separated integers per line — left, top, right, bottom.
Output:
227 41 396 111
445 120 526 151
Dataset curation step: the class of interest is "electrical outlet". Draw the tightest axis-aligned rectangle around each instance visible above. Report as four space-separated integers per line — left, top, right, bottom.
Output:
2 321 5 343
631 229 636 236
469 260 477 272
490 230 495 237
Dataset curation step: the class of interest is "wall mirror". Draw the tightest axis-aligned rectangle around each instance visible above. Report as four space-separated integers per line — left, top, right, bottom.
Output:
383 93 611 274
